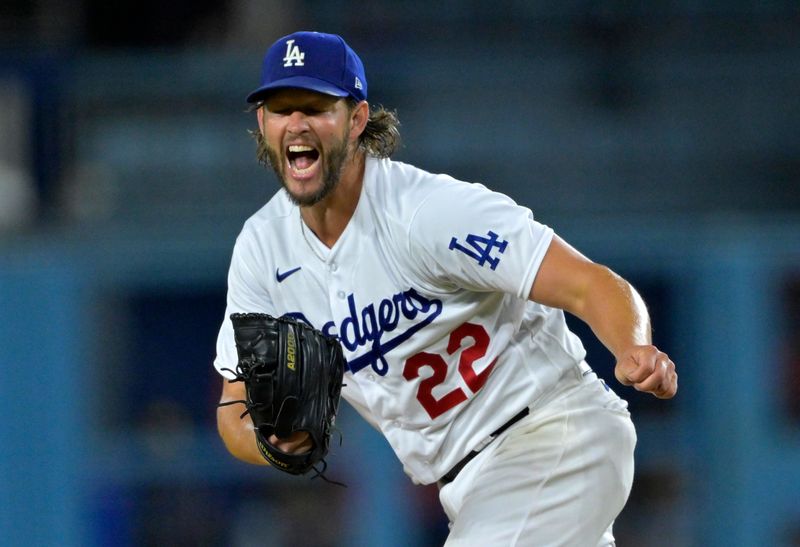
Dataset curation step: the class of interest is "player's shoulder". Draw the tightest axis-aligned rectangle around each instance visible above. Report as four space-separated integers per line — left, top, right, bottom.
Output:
365 156 488 217
367 156 463 193
370 157 522 224
242 190 292 228
236 190 294 245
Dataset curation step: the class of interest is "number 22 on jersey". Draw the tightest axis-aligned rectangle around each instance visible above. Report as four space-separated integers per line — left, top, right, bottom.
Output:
402 322 496 419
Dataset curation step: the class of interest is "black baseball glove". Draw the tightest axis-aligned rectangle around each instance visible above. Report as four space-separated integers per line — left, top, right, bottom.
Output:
220 313 346 479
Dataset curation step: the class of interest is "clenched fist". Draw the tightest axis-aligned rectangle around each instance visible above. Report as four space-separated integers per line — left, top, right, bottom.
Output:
614 345 678 399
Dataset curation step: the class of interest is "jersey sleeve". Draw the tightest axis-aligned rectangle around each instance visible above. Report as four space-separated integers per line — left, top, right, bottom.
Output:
406 181 554 300
213 229 276 379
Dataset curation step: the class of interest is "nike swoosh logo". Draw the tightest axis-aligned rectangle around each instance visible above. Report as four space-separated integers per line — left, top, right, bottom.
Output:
276 266 302 282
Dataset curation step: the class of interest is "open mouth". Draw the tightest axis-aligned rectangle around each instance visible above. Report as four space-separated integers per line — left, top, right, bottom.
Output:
286 145 320 176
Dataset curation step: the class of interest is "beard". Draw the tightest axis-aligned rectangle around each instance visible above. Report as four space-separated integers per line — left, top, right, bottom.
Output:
255 128 351 207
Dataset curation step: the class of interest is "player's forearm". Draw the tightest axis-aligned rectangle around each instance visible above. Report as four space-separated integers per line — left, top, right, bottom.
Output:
529 236 652 360
217 402 269 466
570 265 652 361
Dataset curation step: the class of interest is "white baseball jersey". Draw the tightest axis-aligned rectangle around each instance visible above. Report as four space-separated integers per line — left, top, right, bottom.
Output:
214 156 588 485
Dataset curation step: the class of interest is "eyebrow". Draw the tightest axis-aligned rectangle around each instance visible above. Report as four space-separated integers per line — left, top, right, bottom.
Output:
266 92 340 110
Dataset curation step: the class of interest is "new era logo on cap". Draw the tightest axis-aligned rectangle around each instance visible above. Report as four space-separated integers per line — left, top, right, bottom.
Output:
247 31 368 103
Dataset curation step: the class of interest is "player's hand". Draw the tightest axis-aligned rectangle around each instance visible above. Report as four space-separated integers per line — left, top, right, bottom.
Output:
614 345 677 399
268 431 313 454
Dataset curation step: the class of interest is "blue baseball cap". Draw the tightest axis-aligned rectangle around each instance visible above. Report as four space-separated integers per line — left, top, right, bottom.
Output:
246 31 368 103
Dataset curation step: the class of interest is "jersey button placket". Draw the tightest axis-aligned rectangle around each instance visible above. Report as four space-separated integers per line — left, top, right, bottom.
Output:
328 262 346 300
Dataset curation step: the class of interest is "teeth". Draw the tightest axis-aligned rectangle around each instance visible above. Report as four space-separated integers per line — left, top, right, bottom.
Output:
287 144 317 175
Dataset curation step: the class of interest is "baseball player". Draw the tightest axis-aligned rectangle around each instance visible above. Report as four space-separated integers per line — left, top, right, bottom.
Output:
215 31 678 546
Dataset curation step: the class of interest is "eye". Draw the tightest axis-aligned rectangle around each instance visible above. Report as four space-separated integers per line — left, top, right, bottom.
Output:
266 106 325 116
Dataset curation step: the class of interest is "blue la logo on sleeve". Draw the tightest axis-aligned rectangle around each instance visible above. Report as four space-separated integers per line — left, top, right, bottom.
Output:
449 231 508 270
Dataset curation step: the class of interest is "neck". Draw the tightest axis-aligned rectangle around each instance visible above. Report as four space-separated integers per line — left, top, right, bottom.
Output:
300 150 366 248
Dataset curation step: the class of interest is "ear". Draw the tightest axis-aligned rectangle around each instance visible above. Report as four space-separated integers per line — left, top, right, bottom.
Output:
348 100 369 142
256 105 266 135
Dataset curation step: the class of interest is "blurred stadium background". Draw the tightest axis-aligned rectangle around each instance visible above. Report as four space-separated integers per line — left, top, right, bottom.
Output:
1 1 799 546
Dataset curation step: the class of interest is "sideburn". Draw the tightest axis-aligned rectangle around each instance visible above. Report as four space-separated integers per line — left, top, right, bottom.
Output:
253 130 274 169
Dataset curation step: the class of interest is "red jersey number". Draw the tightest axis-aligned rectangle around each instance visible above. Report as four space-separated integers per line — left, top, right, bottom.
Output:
402 322 497 419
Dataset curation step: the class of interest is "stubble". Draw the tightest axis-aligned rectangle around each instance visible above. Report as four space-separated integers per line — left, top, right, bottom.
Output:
255 128 351 207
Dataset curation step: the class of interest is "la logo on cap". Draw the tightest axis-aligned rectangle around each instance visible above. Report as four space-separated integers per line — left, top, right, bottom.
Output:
283 39 305 67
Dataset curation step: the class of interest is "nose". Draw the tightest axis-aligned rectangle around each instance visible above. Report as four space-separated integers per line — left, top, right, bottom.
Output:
286 110 310 135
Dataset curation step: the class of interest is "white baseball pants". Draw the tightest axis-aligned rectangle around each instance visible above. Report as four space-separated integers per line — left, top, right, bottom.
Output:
439 368 637 546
